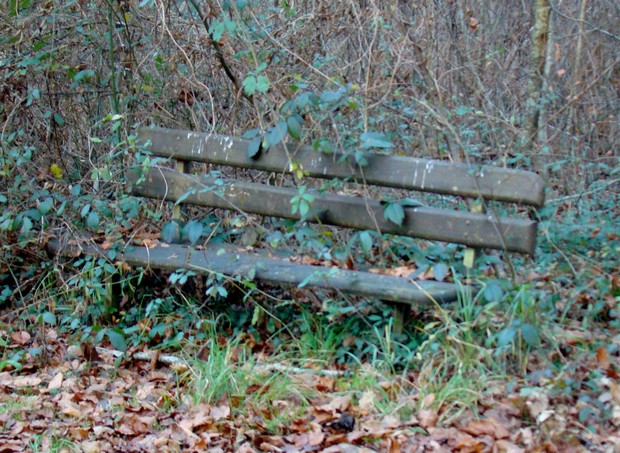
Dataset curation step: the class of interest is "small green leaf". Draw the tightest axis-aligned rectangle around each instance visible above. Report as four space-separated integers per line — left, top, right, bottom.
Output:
299 200 310 217
251 305 263 326
313 138 333 153
242 128 260 139
497 327 516 348
20 217 33 235
360 132 392 149
433 263 448 282
520 323 540 348
359 231 372 254
296 91 320 110
175 188 195 205
73 69 94 83
484 283 504 303
161 221 181 244
247 136 262 159
41 311 57 325
182 220 203 245
291 197 300 214
210 21 226 42
298 273 315 288
400 198 425 207
578 407 594 423
320 90 342 103
37 197 53 215
287 115 302 140
70 184 81 196
256 75 269 93
354 150 368 167
86 211 99 230
265 121 287 147
106 329 127 352
53 113 64 126
242 76 256 95
455 105 469 116
383 203 405 226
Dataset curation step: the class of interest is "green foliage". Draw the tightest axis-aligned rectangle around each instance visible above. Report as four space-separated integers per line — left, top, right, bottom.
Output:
360 132 393 149
290 185 315 218
382 201 405 226
381 198 424 226
209 17 237 43
0 3 617 429
161 220 182 244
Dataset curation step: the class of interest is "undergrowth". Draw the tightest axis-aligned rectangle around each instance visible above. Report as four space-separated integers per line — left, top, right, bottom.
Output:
0 0 618 436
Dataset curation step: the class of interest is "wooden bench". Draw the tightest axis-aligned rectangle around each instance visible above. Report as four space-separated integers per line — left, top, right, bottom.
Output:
48 126 545 331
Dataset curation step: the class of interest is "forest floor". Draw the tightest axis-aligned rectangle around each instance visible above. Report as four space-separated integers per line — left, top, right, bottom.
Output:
0 313 619 452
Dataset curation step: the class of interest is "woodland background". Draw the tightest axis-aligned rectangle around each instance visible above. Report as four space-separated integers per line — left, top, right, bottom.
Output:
0 0 618 451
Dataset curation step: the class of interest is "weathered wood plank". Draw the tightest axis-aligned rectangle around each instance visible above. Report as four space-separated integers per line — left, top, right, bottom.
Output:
139 126 546 207
46 239 460 305
129 167 539 254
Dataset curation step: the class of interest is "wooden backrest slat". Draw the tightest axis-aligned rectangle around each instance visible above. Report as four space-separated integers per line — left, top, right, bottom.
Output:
129 167 538 254
139 127 546 207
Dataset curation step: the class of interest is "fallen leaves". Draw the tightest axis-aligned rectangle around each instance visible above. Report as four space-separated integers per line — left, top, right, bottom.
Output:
10 375 42 388
47 372 63 391
59 401 82 418
10 331 31 346
461 417 511 439
0 327 619 452
596 345 610 370
418 409 438 429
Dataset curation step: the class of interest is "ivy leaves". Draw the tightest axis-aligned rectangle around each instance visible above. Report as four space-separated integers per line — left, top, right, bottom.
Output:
242 63 270 97
383 202 405 226
290 185 315 218
360 132 392 150
244 115 304 159
381 198 425 226
161 220 204 245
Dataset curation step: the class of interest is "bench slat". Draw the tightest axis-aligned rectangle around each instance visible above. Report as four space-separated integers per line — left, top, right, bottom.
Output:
139 127 545 207
46 239 460 305
129 167 538 254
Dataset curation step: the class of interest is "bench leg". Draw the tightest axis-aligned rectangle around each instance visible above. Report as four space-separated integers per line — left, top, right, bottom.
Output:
388 302 410 335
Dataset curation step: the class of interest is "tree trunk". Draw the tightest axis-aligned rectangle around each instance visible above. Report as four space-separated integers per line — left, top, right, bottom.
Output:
524 0 552 169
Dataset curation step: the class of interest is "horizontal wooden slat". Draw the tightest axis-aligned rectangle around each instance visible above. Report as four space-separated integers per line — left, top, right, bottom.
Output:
129 167 539 254
139 126 545 207
46 239 460 305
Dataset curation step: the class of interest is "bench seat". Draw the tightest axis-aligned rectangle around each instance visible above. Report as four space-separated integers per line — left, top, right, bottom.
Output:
47 238 460 305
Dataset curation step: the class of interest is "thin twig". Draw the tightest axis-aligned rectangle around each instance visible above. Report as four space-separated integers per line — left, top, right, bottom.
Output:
185 0 253 103
546 178 620 204
95 347 347 376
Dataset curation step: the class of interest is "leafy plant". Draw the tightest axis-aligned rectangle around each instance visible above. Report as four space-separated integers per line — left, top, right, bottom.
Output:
290 185 316 219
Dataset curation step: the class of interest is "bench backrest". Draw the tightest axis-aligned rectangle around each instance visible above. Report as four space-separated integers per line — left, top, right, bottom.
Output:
131 127 545 255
